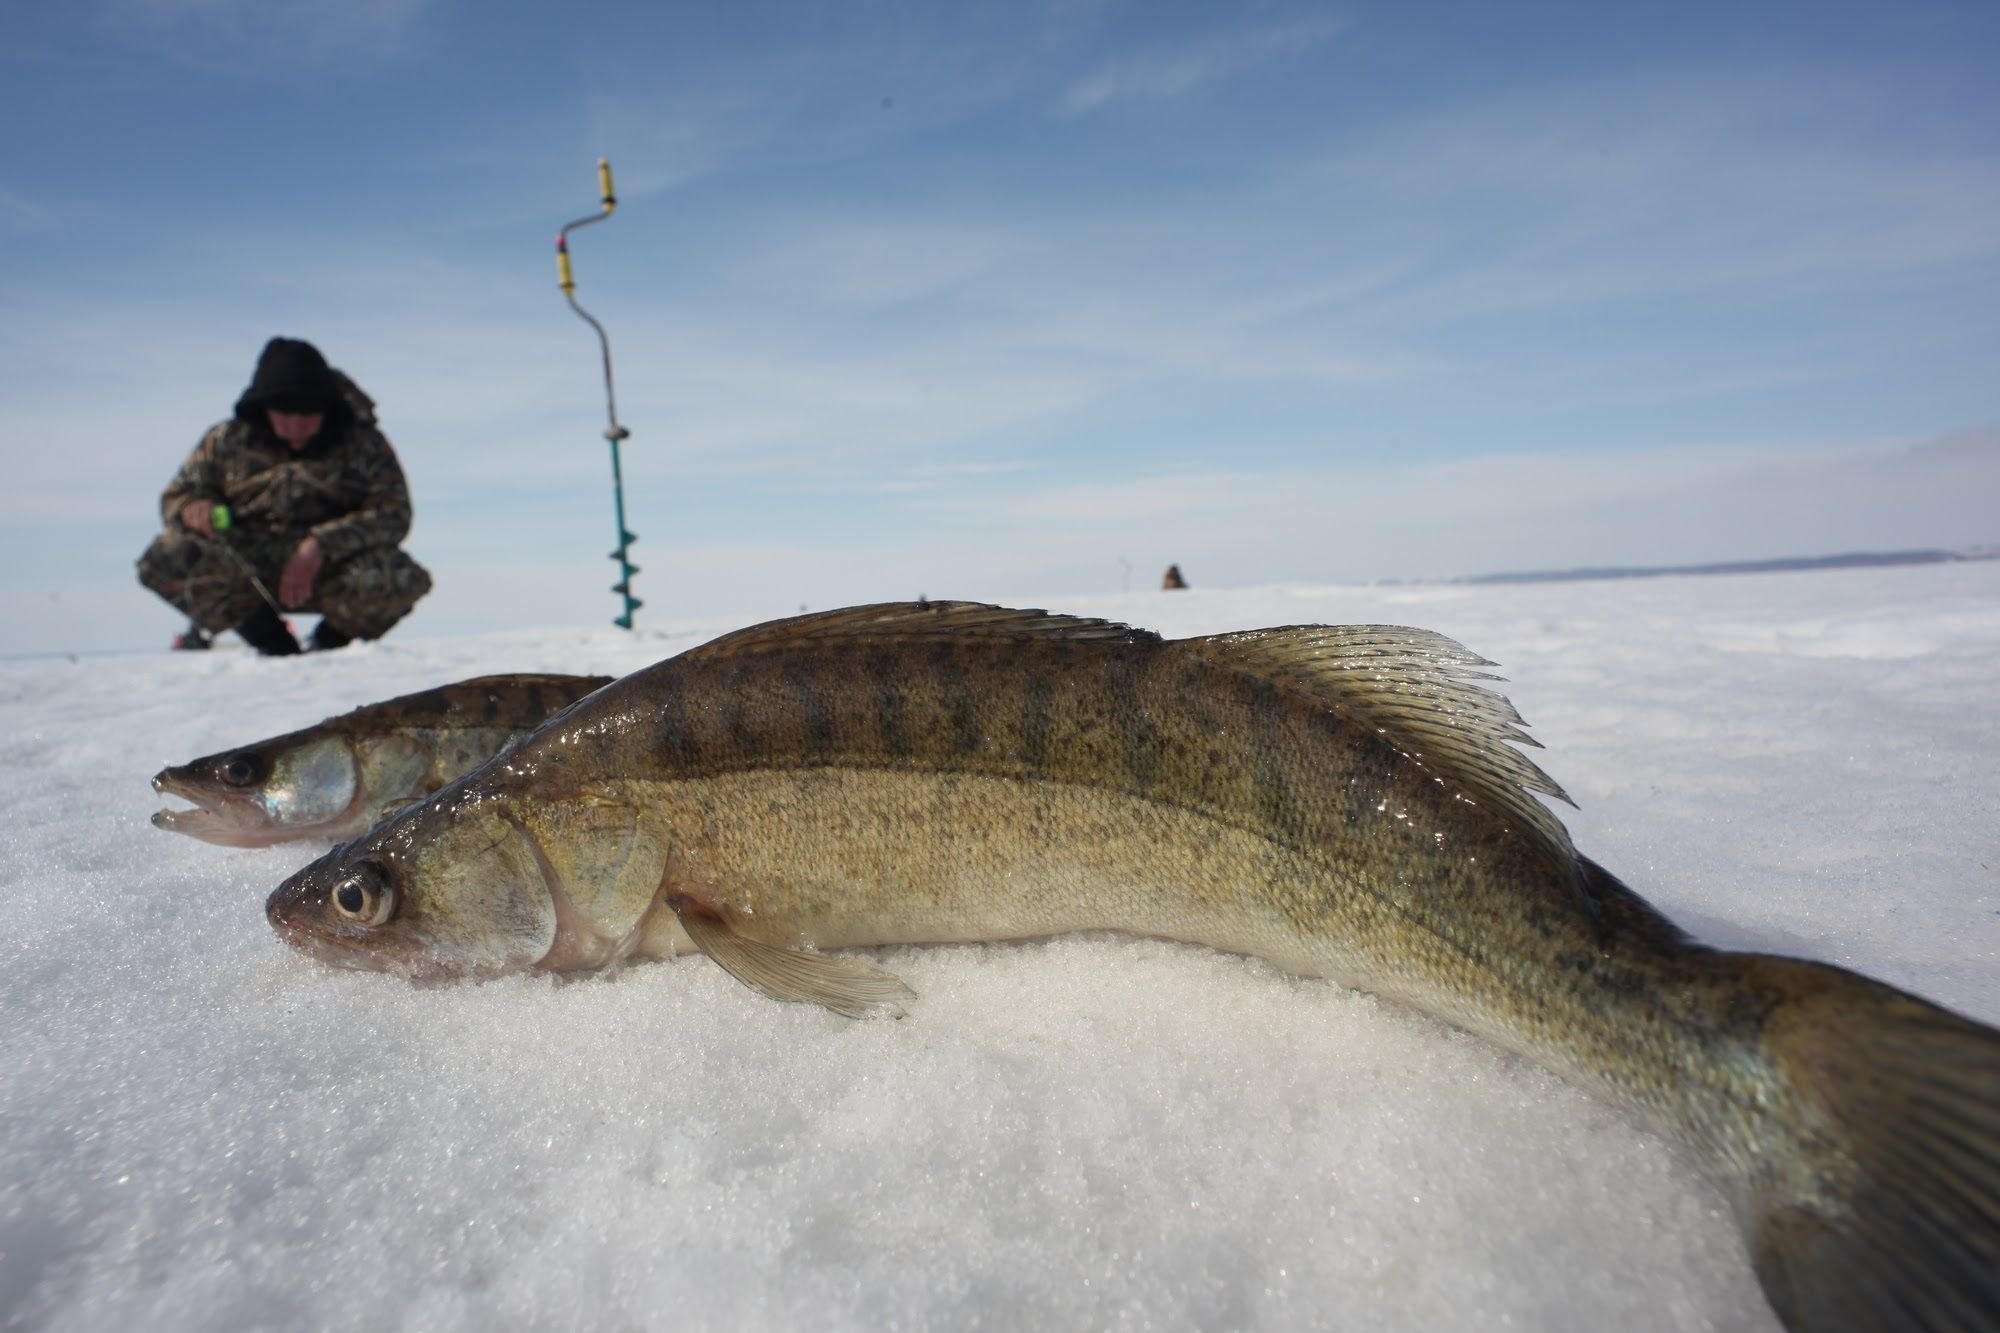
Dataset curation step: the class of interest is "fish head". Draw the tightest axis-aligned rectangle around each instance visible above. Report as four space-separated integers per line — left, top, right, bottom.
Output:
152 733 364 847
264 780 560 978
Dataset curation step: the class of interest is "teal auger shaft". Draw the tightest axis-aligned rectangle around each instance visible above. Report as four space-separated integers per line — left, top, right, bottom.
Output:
556 157 643 630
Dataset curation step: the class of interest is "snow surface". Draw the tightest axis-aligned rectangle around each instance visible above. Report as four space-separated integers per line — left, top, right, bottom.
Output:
4 563 1997 1331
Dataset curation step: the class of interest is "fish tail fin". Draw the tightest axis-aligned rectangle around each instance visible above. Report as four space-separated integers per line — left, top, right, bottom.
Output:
1743 956 2000 1331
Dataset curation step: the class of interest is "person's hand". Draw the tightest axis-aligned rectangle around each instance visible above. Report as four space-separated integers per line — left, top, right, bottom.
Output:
179 499 218 537
279 536 325 609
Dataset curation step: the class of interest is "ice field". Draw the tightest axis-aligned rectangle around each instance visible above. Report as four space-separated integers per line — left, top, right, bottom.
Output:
3 560 1997 1331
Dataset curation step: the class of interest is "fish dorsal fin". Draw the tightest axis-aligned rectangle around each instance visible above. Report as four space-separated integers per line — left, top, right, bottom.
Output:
686 600 1159 660
1183 625 1577 859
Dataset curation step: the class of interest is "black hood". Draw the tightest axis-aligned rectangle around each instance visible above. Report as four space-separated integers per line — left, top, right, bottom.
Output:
234 337 345 417
233 337 353 448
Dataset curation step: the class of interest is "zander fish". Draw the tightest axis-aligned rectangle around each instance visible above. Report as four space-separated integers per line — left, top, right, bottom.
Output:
155 673 611 846
266 602 1998 1332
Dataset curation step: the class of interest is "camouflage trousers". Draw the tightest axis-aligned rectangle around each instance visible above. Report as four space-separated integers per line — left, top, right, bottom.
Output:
137 530 431 640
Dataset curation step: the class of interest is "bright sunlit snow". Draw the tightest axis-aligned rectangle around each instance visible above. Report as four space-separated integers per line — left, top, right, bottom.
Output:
4 562 1997 1331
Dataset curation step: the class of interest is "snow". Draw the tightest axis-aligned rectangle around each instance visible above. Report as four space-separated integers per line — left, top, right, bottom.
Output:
4 562 1997 1331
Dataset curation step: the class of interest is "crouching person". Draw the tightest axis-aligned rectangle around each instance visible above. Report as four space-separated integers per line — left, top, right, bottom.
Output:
138 337 431 654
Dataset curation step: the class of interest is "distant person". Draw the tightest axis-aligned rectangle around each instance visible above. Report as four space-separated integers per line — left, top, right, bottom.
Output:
137 337 431 655
1161 564 1188 590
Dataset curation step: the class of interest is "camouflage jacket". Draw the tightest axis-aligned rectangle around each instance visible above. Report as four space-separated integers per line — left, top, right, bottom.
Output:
159 382 412 566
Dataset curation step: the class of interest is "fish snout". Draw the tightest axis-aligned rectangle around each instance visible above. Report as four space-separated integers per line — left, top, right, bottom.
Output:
266 854 439 976
266 874 376 970
265 887 307 947
265 877 304 934
149 771 263 845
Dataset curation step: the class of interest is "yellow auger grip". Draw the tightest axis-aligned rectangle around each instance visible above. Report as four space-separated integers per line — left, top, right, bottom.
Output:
598 157 617 214
557 243 575 293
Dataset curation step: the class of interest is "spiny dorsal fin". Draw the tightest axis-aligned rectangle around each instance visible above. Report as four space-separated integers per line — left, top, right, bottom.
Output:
687 600 1159 661
1182 625 1576 859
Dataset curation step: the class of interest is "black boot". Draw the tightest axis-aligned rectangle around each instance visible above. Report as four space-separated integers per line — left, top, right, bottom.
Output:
236 604 302 656
171 621 212 651
310 620 354 652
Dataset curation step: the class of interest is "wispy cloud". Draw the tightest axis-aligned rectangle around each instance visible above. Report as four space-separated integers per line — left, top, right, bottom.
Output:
752 222 1031 310
814 459 1036 496
895 428 2000 593
1061 14 1349 115
578 7 1080 201
95 0 432 68
1293 67 2000 323
1907 425 2000 464
0 186 60 234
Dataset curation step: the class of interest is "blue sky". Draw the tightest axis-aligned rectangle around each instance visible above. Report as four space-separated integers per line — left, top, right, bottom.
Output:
3 0 1997 653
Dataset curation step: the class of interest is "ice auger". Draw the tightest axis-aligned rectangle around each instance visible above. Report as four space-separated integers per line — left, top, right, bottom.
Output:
555 157 642 629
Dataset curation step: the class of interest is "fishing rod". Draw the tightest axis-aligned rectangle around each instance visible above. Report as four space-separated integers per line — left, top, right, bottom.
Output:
207 505 288 621
555 157 642 630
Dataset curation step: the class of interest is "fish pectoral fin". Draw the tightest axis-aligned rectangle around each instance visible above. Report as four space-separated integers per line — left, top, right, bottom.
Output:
670 898 915 1020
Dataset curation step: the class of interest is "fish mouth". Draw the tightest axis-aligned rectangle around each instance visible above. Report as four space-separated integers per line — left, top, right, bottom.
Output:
151 767 363 848
269 915 391 971
266 907 470 983
151 769 287 847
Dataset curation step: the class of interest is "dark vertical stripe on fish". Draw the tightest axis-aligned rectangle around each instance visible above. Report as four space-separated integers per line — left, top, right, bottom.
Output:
1242 672 1305 843
722 670 756 764
1111 650 1162 795
867 645 911 761
651 672 696 770
1172 655 1229 809
781 653 835 763
1018 672 1053 775
931 641 982 757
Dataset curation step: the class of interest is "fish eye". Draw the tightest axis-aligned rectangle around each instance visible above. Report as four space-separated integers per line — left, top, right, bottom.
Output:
220 753 264 787
328 861 397 927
